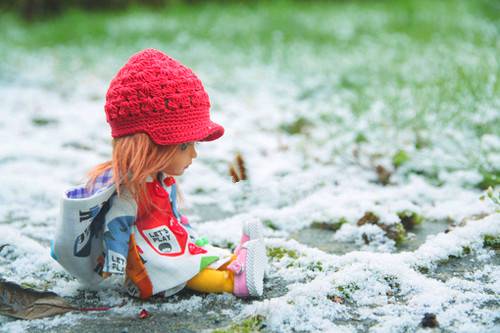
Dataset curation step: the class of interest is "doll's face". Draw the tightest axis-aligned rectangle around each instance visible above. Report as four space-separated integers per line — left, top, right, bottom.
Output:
163 142 197 176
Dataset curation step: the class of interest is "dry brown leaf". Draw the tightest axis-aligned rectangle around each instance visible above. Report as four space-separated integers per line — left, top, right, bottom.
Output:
229 164 240 183
375 165 391 185
235 153 247 181
0 280 75 320
327 295 345 304
228 152 248 183
356 212 380 226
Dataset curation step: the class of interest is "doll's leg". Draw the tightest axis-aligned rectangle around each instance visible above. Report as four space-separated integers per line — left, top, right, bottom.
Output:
187 238 268 297
217 254 237 270
186 268 234 293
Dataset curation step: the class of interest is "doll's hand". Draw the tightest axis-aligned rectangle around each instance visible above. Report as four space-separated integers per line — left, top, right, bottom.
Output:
195 237 209 247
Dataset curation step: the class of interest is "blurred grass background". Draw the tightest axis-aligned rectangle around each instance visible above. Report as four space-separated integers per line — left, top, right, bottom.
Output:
0 0 499 188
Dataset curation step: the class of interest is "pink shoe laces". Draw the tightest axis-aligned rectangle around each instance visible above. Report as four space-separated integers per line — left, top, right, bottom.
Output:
227 260 243 274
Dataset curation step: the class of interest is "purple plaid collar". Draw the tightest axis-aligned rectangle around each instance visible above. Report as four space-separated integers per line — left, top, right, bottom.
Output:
66 168 114 199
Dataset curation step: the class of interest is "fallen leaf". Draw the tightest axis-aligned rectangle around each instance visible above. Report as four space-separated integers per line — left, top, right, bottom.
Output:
229 164 240 183
375 165 391 185
228 152 248 183
327 295 345 304
0 279 75 320
235 153 247 180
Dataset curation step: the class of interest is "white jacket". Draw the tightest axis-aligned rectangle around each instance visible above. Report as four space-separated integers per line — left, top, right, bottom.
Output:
51 173 231 297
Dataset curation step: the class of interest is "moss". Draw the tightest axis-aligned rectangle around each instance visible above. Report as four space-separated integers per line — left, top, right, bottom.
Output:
391 223 407 244
354 133 367 144
62 141 92 151
194 187 207 194
263 219 279 231
311 218 347 231
397 210 423 231
336 282 360 300
213 315 266 333
32 117 58 126
306 261 323 272
477 170 500 190
480 187 500 211
392 149 410 168
18 278 55 291
279 117 312 135
483 235 500 250
415 134 430 150
357 212 406 244
267 247 299 260
407 169 444 187
377 222 406 244
462 246 471 255
19 282 42 290
383 275 401 293
417 266 430 274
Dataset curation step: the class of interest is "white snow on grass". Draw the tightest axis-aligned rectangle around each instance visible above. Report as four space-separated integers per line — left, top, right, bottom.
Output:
0 2 499 332
243 214 499 333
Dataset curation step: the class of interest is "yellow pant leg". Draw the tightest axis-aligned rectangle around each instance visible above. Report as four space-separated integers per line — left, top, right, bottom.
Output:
186 268 234 293
218 255 237 270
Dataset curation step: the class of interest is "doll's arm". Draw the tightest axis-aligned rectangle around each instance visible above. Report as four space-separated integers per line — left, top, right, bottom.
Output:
102 195 137 275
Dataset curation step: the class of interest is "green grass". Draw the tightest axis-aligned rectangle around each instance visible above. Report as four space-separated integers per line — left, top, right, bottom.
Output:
2 1 498 51
1 0 498 185
212 315 266 333
484 235 500 249
267 246 299 260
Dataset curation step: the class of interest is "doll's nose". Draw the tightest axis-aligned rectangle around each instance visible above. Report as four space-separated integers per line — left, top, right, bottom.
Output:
191 146 197 159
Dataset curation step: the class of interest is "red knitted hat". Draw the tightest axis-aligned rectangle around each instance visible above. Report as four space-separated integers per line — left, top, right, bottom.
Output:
104 49 224 145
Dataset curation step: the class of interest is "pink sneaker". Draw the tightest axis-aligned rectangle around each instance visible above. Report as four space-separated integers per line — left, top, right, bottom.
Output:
228 239 267 297
235 219 263 255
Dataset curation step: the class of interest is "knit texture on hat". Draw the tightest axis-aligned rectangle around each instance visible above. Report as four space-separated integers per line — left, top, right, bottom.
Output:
105 49 224 145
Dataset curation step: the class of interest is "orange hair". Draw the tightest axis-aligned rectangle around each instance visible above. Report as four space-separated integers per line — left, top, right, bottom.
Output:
87 133 179 211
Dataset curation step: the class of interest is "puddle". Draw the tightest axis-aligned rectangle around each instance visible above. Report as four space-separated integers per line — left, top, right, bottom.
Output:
290 219 452 254
289 227 358 255
427 250 500 283
398 219 451 252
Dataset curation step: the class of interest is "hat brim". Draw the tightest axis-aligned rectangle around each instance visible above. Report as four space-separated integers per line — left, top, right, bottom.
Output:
200 121 224 142
146 120 224 145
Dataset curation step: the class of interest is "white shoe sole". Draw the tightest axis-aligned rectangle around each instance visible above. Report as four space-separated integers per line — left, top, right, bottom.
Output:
243 219 264 240
245 239 267 297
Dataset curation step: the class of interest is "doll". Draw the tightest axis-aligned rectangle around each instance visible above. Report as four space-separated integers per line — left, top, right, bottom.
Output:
51 49 267 299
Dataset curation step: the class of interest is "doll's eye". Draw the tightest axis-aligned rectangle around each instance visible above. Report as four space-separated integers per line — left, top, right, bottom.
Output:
180 142 197 151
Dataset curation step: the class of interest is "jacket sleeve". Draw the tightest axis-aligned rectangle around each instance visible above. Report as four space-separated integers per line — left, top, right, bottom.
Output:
102 194 137 275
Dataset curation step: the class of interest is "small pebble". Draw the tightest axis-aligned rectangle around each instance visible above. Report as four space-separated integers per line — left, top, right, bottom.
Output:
421 313 439 328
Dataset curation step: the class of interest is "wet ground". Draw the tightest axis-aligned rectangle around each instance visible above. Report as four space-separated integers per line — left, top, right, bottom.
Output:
8 218 497 333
